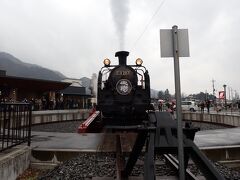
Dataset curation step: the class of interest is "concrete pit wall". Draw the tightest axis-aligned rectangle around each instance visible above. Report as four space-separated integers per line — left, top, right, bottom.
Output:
32 109 90 124
0 146 31 180
0 109 90 180
182 112 240 127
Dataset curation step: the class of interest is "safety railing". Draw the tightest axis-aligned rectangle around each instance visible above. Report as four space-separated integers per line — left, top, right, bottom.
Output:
0 103 32 152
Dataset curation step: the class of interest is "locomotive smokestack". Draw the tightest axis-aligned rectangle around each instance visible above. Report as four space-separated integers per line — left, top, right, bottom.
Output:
115 51 129 66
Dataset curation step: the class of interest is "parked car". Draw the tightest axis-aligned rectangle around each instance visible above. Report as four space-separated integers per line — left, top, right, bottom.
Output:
181 101 198 112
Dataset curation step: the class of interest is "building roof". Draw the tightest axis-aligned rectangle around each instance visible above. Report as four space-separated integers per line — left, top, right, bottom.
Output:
0 75 71 92
59 86 92 96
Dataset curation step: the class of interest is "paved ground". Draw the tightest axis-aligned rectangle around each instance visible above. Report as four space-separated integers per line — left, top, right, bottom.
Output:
31 131 104 151
30 127 240 151
194 127 240 148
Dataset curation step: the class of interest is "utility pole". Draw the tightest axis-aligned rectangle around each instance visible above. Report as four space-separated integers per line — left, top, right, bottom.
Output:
235 90 238 100
212 79 215 97
212 79 216 104
223 84 227 109
228 87 230 100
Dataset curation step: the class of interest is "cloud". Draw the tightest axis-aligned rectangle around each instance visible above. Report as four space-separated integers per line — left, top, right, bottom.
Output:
0 0 239 96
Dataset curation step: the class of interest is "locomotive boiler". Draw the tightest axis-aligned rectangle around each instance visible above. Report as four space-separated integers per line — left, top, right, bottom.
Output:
97 51 151 126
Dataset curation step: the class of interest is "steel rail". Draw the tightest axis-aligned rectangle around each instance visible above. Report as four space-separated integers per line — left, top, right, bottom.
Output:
164 154 199 180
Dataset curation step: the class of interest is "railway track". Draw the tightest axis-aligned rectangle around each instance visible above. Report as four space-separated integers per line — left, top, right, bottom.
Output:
95 132 202 180
163 154 200 180
32 120 240 179
31 110 228 179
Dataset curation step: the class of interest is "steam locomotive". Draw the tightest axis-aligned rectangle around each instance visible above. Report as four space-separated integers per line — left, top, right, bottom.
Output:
97 51 151 126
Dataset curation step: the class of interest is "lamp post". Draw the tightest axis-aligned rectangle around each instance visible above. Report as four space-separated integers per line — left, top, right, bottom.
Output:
223 84 227 110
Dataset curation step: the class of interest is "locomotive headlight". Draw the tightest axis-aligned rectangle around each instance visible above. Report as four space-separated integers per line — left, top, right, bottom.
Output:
135 58 143 66
103 58 111 66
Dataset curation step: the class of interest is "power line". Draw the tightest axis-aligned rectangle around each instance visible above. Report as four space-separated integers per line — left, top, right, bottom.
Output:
131 0 166 50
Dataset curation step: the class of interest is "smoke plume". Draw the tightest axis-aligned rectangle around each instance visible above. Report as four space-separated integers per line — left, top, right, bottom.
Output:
110 0 129 50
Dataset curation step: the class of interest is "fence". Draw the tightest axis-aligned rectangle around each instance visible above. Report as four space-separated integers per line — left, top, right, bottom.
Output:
0 103 32 152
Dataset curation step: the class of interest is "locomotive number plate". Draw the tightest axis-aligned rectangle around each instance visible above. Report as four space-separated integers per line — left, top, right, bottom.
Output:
115 70 130 76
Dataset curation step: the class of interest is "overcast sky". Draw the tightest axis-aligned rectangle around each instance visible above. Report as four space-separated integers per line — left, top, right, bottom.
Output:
0 0 239 96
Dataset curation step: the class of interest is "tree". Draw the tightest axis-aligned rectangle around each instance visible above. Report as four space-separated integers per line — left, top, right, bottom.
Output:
164 89 171 101
158 90 164 99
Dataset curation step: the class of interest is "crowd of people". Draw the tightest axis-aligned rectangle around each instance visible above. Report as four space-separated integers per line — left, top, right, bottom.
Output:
154 99 240 114
157 101 175 114
0 97 91 111
199 99 211 113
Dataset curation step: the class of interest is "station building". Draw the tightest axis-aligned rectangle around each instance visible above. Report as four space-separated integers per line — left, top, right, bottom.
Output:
60 78 93 109
61 75 97 108
0 70 93 110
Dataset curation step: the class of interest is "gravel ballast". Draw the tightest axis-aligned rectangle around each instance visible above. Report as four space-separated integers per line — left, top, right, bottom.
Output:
30 120 239 179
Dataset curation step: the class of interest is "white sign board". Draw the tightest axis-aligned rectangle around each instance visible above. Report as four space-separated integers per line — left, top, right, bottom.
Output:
160 29 190 57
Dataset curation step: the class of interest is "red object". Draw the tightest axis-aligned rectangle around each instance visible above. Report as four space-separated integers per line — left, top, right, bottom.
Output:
78 111 100 133
219 91 225 99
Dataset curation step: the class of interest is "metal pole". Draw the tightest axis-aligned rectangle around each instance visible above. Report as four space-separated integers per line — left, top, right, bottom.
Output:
223 84 227 110
28 104 32 146
228 87 230 101
212 79 215 104
212 79 215 97
172 25 185 180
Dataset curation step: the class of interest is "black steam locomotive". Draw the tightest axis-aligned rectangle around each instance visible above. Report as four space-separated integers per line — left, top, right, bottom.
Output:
97 51 151 126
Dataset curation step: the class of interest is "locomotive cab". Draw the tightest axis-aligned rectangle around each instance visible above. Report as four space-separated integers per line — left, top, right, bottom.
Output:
97 51 150 126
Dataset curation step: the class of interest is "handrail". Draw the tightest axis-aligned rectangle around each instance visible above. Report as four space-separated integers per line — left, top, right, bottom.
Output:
0 103 32 152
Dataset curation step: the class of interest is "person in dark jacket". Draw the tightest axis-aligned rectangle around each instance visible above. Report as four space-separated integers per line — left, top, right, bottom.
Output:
200 101 205 113
206 99 210 113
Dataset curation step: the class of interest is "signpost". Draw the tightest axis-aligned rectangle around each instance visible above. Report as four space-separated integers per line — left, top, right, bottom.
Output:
160 28 189 57
160 25 190 180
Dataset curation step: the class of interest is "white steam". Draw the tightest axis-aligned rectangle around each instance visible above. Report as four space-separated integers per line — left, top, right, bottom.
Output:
110 0 129 50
